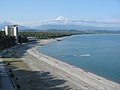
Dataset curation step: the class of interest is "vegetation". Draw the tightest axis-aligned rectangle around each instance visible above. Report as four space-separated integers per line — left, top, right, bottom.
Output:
0 31 5 36
16 84 20 89
0 31 28 50
0 31 73 51
1 29 119 51
18 32 73 39
10 73 14 78
18 36 28 44
0 35 16 50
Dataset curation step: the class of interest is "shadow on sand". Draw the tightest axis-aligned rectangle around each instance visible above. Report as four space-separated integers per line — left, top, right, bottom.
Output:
1 41 39 58
3 41 72 90
7 65 71 90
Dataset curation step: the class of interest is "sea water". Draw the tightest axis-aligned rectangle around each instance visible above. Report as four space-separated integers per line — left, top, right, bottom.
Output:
38 34 120 83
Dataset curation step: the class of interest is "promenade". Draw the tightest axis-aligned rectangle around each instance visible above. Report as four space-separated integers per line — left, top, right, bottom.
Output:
0 59 14 90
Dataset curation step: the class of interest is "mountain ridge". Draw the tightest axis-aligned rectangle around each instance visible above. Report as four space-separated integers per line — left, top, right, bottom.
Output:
0 16 120 30
0 21 31 30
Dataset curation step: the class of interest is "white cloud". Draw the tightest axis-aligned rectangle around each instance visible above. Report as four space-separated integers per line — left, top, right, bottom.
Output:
96 19 120 23
1 17 120 28
10 19 45 27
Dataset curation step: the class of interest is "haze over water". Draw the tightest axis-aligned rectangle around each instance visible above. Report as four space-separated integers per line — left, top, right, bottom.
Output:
38 34 120 83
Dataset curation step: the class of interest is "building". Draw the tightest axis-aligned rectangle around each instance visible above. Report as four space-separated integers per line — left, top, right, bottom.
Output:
4 25 18 44
27 37 37 42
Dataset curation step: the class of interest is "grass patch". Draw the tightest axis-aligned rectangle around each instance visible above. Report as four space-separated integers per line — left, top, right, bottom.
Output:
1 58 21 61
0 58 22 65
4 58 30 70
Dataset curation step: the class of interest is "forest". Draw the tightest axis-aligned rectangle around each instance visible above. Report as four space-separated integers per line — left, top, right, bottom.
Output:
0 31 16 50
0 31 74 51
18 31 73 39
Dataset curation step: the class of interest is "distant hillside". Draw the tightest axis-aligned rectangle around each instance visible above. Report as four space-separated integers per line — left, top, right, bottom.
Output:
1 16 120 31
18 25 31 30
0 21 31 30
35 24 120 31
0 21 12 29
34 16 120 30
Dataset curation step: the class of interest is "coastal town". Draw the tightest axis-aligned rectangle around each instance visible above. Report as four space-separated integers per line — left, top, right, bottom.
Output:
1 0 120 90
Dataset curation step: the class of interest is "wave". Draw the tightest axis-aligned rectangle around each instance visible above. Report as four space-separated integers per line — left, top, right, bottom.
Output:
80 54 91 57
73 54 91 57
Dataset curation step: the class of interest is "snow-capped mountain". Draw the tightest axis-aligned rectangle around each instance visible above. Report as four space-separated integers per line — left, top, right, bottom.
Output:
35 16 120 30
1 16 120 30
54 16 67 21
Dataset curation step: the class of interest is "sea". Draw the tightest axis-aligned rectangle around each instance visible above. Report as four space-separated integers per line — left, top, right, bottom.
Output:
38 34 120 83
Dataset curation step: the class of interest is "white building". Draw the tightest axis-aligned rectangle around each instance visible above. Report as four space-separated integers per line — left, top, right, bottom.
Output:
27 37 37 42
4 25 18 44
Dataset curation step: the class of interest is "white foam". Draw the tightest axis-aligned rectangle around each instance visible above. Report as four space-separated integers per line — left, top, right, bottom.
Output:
80 54 91 57
73 54 91 57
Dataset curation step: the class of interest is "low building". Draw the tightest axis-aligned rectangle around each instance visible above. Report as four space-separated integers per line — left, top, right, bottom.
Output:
27 37 37 42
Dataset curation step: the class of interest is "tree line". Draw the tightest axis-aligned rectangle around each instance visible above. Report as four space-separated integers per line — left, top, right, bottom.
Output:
0 31 28 51
18 32 73 39
0 31 73 51
0 31 16 50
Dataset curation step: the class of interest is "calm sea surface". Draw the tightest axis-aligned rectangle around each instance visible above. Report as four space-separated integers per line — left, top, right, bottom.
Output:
38 34 120 83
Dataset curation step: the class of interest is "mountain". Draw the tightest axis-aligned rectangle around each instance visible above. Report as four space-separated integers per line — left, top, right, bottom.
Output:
1 16 120 31
34 16 120 30
18 25 31 30
35 24 120 30
0 21 31 30
0 21 12 30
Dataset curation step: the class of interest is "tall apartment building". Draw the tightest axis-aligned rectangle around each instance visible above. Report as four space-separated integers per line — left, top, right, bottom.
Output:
4 25 18 44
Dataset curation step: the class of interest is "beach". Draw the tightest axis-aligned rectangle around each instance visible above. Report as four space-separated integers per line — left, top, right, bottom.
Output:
5 39 120 90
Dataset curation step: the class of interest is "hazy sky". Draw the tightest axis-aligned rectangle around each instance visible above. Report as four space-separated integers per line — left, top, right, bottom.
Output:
0 0 120 21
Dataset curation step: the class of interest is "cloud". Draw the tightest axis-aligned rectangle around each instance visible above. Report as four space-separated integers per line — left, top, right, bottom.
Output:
10 19 45 27
2 18 120 28
96 19 120 23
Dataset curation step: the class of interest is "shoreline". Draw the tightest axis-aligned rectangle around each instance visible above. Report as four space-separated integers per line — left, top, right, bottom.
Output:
4 38 119 90
25 39 120 90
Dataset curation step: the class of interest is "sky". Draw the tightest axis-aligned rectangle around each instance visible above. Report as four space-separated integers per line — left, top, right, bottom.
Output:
0 0 120 24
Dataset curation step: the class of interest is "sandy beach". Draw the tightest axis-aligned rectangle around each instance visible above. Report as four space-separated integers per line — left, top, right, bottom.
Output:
5 39 120 90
